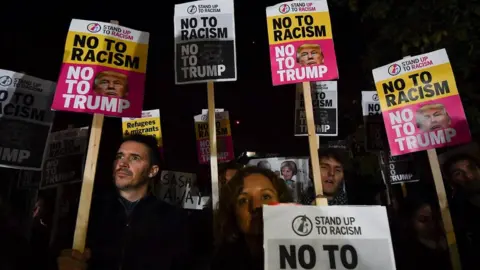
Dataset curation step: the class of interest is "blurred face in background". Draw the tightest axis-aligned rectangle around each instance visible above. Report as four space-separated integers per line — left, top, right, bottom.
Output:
413 204 436 239
319 157 344 196
281 167 293 181
448 159 480 193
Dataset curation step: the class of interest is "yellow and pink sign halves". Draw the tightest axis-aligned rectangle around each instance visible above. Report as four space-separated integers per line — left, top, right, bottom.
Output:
266 1 339 86
52 19 149 118
372 49 471 156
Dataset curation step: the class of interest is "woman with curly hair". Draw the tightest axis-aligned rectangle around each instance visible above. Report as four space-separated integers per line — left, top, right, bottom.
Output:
211 166 293 270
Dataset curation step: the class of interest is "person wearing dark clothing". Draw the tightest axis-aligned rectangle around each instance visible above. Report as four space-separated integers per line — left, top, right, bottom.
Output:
0 199 33 270
86 193 190 270
58 135 191 270
395 199 451 270
443 154 480 270
211 167 293 270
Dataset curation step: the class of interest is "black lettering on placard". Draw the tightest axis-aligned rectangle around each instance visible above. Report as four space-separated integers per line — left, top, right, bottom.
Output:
272 15 326 42
382 71 450 107
279 245 296 269
180 17 227 40
71 35 139 69
279 245 316 269
323 245 358 269
323 245 338 268
13 78 43 92
180 41 226 79
341 245 358 269
0 90 45 121
368 103 381 115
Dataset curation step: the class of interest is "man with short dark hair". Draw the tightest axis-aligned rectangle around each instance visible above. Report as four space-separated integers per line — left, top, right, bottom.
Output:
58 135 190 270
308 148 349 205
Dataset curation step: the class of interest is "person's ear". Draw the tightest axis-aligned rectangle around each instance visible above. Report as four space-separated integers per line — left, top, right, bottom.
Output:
148 165 159 178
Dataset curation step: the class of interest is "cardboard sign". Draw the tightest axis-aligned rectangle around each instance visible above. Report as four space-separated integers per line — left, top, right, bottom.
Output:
174 0 237 84
264 205 396 270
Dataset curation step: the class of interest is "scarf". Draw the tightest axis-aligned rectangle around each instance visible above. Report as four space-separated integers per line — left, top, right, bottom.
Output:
328 189 348 205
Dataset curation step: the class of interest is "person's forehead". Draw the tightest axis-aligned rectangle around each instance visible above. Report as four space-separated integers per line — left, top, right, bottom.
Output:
452 159 473 169
102 75 123 80
243 174 275 190
423 108 442 114
320 157 342 167
117 141 149 156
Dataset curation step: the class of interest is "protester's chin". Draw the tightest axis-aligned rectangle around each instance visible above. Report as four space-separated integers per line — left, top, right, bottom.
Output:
115 177 132 189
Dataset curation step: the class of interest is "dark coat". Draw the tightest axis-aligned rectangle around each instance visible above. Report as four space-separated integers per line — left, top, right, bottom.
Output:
211 239 263 270
86 194 191 270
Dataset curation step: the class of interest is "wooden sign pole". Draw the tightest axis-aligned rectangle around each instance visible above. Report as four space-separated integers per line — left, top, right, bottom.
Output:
71 19 118 253
427 148 461 270
399 55 459 269
207 81 219 209
72 113 104 252
302 82 328 206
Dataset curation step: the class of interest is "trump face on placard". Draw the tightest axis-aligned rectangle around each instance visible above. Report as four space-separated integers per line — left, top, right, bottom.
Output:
93 71 129 98
297 44 324 66
416 103 451 132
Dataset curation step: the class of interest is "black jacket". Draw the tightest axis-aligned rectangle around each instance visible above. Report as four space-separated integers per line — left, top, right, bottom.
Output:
211 239 263 270
86 194 191 270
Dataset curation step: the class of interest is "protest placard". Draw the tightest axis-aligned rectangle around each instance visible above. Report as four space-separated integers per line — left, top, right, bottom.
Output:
295 81 337 136
121 109 163 150
266 1 338 85
379 151 419 185
17 170 40 189
40 127 89 189
195 111 234 164
52 19 149 117
361 91 387 151
0 69 55 170
264 205 396 270
174 0 237 84
372 49 471 156
156 170 209 210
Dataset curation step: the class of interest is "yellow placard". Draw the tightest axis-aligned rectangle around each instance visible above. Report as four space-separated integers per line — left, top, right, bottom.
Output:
267 12 333 45
122 117 163 147
195 119 231 140
63 31 149 73
375 63 458 111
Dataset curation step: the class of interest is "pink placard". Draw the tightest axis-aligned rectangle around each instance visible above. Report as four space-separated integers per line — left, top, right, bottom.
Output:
197 136 234 164
52 63 145 118
384 95 471 156
269 40 338 86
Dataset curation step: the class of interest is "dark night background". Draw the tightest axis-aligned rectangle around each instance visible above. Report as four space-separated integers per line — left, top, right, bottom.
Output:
0 2 479 269
2 1 478 191
0 1 366 188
